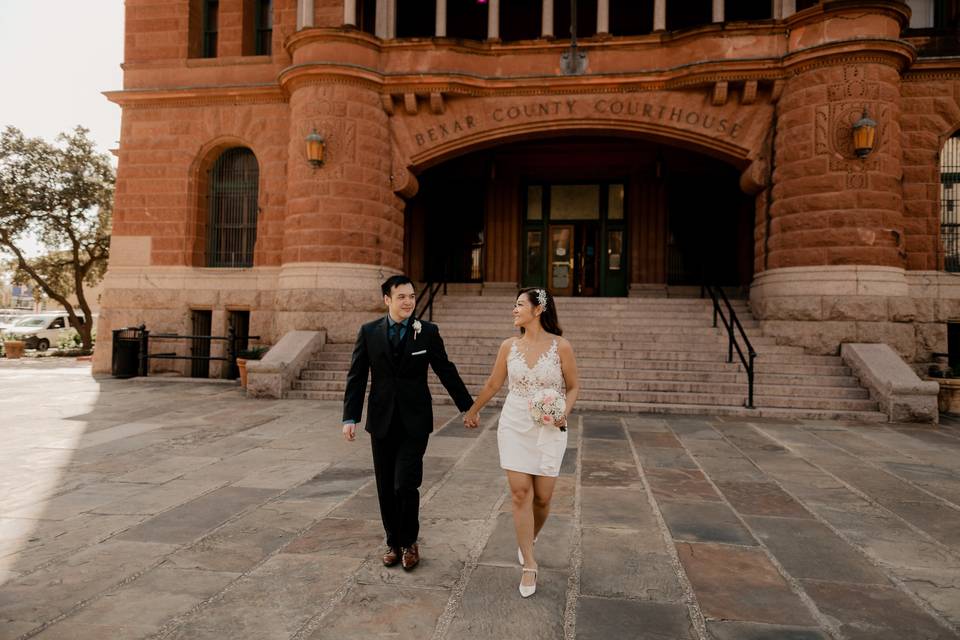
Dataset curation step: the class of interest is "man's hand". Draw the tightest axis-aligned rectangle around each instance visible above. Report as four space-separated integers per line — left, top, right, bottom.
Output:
342 423 357 442
463 411 480 429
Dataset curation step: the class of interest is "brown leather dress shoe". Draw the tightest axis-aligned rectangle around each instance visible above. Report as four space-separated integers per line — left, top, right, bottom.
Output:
382 546 400 567
401 544 420 571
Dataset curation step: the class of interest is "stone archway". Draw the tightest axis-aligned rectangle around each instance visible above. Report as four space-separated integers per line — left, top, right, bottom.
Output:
387 89 774 197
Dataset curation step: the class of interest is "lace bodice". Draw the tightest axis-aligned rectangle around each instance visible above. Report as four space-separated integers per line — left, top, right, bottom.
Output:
507 338 565 399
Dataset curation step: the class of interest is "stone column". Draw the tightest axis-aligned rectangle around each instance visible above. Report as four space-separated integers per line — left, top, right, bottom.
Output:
773 0 796 19
542 0 554 37
376 0 395 38
654 0 666 31
488 0 500 40
342 0 356 27
298 0 315 28
436 0 447 36
597 0 609 35
712 0 724 22
753 60 909 356
282 83 404 341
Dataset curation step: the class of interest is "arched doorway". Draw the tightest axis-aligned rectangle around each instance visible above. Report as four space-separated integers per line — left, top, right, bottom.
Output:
404 135 753 296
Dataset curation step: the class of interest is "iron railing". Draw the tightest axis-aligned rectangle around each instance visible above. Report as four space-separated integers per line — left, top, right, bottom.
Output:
415 281 447 322
139 325 260 379
702 283 757 409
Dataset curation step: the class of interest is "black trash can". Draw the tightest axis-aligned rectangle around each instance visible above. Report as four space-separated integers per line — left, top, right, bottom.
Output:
112 326 146 378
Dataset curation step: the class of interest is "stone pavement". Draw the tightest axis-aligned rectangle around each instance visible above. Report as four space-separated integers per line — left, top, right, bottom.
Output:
2 359 960 640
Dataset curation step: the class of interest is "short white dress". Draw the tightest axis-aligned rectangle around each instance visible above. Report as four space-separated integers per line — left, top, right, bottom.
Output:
497 338 568 477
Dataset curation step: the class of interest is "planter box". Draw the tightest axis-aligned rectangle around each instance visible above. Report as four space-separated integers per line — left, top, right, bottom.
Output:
936 378 960 415
3 341 25 359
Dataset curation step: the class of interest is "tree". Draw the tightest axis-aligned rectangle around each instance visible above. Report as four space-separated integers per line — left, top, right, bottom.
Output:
0 126 113 351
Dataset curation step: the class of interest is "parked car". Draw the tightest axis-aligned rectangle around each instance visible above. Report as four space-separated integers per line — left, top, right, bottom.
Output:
0 310 30 333
0 313 94 352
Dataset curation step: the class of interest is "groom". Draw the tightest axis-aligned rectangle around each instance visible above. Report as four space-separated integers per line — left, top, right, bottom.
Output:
342 275 474 570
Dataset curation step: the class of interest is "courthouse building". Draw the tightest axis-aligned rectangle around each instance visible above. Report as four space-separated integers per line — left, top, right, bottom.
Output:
95 0 960 380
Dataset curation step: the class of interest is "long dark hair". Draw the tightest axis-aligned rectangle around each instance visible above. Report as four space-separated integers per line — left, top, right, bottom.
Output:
518 287 563 336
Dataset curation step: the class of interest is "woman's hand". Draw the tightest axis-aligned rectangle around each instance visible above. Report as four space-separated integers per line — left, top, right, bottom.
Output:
463 411 480 429
555 414 567 429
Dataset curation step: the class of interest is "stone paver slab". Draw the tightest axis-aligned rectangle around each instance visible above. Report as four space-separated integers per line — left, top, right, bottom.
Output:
164 553 359 640
716 482 812 518
676 542 815 626
308 583 448 639
447 565 567 640
746 516 889 585
580 527 681 600
801 580 958 640
646 468 721 502
580 487 658 530
575 597 696 640
658 501 756 546
478 512 572 570
117 486 277 545
706 621 829 640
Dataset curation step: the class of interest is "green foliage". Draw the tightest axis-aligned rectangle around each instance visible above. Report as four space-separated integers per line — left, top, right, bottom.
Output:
0 126 114 351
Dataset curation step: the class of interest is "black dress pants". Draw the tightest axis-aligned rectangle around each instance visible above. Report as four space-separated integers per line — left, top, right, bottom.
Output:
370 412 429 549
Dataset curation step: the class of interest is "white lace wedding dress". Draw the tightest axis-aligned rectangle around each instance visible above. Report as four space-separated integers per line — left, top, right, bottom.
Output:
497 338 568 477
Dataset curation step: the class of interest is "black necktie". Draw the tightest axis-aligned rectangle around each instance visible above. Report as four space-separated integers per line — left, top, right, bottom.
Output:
390 324 401 348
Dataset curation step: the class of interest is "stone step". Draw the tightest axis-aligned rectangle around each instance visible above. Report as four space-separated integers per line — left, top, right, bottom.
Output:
282 390 884 423
292 377 868 400
434 318 760 329
320 333 784 351
300 358 853 377
310 343 807 361
438 327 760 339
299 368 861 388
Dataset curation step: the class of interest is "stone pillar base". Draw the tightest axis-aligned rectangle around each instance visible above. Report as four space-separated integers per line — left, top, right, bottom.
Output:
750 267 947 362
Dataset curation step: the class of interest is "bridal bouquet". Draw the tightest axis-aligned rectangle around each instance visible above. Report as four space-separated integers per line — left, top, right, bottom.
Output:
529 388 567 432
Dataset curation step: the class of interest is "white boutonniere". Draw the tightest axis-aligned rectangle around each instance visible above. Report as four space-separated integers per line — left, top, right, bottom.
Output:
412 319 422 341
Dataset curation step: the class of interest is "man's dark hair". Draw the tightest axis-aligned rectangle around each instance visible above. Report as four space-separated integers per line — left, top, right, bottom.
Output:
381 275 416 297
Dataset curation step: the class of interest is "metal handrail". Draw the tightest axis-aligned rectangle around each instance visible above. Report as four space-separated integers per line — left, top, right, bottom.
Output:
701 283 758 409
415 281 447 322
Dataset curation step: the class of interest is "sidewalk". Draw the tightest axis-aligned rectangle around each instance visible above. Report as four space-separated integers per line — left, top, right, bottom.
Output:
1 360 959 639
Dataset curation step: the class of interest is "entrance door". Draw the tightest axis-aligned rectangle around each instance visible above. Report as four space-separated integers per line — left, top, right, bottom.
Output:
524 182 626 296
191 310 212 379
549 225 574 296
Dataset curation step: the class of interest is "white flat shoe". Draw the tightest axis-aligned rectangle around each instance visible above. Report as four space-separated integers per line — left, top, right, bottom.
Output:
519 568 538 598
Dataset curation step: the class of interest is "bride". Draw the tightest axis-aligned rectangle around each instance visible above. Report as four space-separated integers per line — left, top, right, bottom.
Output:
463 287 580 598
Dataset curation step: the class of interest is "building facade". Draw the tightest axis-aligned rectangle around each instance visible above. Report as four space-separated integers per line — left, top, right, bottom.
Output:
95 0 960 375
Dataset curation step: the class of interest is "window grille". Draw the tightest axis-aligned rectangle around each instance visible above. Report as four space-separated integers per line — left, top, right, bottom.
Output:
207 148 259 268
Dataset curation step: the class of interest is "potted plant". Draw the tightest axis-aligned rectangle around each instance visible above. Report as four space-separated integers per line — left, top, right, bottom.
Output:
236 346 269 388
928 352 960 414
2 333 27 359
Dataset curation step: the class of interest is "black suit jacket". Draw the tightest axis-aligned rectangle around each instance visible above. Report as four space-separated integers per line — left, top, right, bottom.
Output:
342 316 473 438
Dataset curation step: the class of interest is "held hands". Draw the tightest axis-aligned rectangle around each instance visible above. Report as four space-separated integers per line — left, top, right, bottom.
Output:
463 411 480 429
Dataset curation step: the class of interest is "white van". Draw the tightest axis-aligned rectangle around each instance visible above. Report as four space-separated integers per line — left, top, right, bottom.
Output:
1 313 93 352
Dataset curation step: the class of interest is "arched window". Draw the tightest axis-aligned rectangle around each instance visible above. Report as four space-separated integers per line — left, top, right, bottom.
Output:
941 135 960 272
207 148 259 268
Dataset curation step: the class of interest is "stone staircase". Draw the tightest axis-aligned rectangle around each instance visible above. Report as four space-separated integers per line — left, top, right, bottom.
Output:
287 295 887 422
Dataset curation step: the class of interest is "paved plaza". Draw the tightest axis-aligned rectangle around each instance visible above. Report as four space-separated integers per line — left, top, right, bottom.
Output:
2 359 960 639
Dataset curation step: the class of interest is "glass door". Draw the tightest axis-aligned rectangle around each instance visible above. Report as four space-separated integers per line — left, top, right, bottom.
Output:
549 225 574 296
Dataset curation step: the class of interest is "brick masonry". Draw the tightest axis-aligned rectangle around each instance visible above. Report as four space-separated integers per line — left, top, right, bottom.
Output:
93 1 960 374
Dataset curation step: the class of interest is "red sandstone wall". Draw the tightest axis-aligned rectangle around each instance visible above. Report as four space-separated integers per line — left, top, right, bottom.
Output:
284 83 403 269
112 102 289 267
124 0 297 64
900 77 960 271
768 63 905 270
